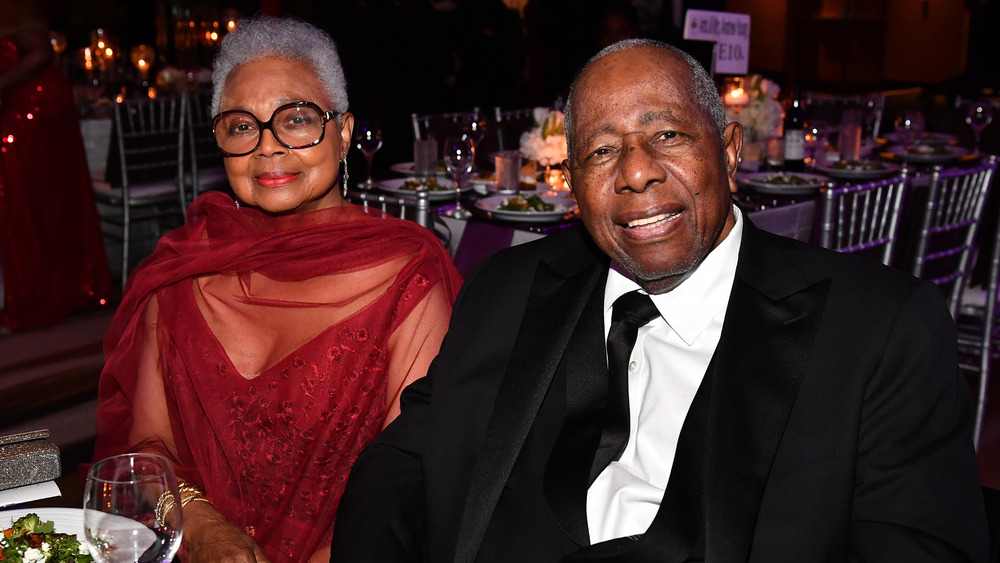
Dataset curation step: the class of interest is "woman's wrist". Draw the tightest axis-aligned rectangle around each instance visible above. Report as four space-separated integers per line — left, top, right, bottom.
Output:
156 479 213 525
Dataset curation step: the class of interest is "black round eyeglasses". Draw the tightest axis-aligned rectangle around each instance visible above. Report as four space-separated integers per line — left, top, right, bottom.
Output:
212 101 339 157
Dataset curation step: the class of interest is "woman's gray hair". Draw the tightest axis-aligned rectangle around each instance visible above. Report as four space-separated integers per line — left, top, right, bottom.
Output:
563 38 727 158
211 16 349 116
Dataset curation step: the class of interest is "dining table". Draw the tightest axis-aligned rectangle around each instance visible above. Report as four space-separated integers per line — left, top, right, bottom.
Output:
364 134 987 279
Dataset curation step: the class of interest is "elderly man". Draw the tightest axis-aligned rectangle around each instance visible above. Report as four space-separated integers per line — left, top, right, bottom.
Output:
331 39 987 561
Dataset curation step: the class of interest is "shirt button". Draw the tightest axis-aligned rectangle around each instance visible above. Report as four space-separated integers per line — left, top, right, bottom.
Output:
628 359 638 372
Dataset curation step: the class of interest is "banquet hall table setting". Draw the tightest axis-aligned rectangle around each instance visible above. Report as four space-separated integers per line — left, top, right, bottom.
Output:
359 143 997 280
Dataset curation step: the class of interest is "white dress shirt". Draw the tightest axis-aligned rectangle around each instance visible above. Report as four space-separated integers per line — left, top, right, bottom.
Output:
586 206 744 544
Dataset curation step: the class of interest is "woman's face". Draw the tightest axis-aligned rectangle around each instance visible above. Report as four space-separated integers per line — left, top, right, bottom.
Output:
218 56 354 214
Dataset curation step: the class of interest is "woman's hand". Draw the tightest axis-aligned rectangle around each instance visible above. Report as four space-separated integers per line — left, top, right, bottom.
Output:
182 501 271 563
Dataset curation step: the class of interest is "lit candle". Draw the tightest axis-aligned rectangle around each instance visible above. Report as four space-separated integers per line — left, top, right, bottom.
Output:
724 87 749 107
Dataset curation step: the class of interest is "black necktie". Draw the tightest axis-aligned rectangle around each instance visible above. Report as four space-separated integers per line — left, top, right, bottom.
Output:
590 290 660 481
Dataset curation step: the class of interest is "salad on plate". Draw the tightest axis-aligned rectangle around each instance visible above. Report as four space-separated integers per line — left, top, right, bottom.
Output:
399 177 451 192
0 514 91 563
497 194 555 212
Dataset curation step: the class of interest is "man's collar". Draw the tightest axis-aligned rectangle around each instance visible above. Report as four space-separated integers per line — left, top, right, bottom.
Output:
605 206 744 345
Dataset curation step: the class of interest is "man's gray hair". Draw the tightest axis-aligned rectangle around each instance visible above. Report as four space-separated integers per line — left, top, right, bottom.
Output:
563 38 727 159
211 16 349 116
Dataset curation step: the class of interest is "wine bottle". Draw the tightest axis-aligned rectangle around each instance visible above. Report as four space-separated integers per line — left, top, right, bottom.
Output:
784 86 806 172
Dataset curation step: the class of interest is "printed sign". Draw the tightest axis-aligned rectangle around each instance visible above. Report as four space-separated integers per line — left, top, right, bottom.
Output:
683 9 751 75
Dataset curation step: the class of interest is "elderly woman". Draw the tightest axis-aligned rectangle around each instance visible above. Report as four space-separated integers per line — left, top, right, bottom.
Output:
92 16 462 563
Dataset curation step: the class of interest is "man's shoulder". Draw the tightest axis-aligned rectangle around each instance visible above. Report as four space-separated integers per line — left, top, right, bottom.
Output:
479 225 604 272
744 226 928 300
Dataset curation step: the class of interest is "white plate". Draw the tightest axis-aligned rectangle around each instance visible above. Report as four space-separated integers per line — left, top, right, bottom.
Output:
375 177 470 202
738 172 829 195
879 131 958 145
475 194 578 223
884 144 970 163
388 162 448 177
813 160 901 180
0 507 84 539
469 173 497 192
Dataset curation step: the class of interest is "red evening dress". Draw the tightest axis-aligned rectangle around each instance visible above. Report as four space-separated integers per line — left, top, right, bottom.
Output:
0 32 113 331
93 192 462 562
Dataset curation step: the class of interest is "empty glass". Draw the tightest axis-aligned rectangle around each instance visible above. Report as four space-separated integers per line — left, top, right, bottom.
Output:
494 151 521 194
443 136 474 219
354 120 383 188
839 109 863 162
862 93 883 141
84 453 183 562
966 99 994 154
805 120 830 167
894 110 925 148
413 139 438 177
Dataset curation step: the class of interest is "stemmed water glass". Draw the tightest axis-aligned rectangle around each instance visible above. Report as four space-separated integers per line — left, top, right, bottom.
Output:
443 136 474 219
966 99 993 154
804 119 830 167
84 453 183 562
354 120 383 189
462 108 486 169
894 110 925 148
861 92 883 141
466 113 488 161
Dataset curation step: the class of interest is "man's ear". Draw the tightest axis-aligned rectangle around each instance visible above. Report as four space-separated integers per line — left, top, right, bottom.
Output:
723 122 744 193
561 158 574 194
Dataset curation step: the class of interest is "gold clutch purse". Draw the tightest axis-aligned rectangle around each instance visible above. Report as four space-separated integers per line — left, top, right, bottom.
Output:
0 429 60 490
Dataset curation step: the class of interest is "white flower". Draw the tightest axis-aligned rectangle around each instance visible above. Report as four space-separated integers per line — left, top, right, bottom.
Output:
757 78 781 100
725 74 784 141
519 108 568 166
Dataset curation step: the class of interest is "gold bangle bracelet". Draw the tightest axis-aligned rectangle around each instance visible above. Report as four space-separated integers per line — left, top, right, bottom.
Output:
155 480 212 526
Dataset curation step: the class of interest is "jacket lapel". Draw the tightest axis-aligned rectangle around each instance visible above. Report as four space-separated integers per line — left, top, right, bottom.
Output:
454 238 608 563
702 222 831 562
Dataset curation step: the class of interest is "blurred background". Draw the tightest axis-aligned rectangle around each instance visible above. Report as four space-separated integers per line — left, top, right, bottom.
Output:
40 0 999 166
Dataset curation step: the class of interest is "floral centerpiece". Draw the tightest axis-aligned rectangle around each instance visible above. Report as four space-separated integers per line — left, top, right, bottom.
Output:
724 74 783 162
519 107 569 189
519 108 567 167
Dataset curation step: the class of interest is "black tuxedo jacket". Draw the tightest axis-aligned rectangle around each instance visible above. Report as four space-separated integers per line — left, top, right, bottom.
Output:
332 220 988 562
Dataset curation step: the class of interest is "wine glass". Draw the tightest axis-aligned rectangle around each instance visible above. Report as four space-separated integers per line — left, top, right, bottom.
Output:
354 120 383 188
460 112 488 173
966 99 993 154
467 111 488 148
84 453 183 562
443 136 475 219
861 92 883 141
893 110 925 148
804 119 830 167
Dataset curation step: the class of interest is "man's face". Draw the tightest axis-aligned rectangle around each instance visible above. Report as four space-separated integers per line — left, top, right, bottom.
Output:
563 46 742 294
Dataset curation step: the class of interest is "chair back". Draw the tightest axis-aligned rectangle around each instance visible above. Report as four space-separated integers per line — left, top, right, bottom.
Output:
411 110 479 145
185 90 229 200
818 172 907 266
106 94 188 207
911 156 997 317
805 92 863 126
96 94 188 288
346 189 432 230
954 154 1000 449
494 106 536 152
804 92 886 139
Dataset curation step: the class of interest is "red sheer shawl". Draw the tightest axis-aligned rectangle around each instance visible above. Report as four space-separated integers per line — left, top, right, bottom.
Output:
93 191 461 562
